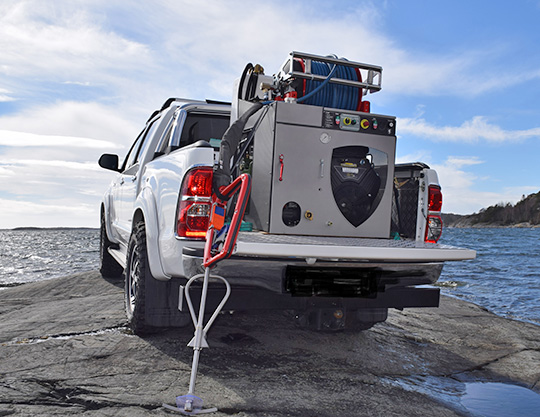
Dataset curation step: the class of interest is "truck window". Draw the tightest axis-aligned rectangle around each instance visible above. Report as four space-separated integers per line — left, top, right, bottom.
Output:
155 109 181 156
122 131 145 172
177 113 229 148
122 118 160 171
135 118 160 163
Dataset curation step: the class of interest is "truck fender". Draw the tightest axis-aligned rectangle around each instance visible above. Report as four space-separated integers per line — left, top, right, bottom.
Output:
101 192 117 244
134 186 171 281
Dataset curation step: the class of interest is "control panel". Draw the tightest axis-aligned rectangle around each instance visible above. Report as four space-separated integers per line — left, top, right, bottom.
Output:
322 110 396 136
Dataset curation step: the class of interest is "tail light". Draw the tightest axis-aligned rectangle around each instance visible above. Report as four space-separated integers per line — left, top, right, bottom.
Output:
428 185 443 211
425 185 443 243
425 215 443 243
177 167 213 239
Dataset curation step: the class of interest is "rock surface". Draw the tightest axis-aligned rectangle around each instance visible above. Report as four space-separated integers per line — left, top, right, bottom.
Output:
1 271 539 416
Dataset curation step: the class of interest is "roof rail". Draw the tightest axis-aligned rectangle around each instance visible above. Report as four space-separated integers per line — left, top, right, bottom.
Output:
206 99 231 106
160 97 206 111
146 98 229 123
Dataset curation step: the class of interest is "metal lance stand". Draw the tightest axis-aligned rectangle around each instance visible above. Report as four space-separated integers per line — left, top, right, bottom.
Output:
163 174 252 415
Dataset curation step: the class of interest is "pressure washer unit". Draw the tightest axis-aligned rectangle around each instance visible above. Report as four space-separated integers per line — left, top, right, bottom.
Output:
230 51 396 238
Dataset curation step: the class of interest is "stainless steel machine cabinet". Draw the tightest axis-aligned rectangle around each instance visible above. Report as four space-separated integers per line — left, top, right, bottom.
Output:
243 99 397 238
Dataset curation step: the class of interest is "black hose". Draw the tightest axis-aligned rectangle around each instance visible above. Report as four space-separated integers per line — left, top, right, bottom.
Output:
238 63 254 100
246 71 258 100
213 102 263 199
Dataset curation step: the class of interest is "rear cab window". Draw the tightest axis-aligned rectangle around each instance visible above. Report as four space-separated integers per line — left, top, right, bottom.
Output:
151 108 230 160
177 112 230 149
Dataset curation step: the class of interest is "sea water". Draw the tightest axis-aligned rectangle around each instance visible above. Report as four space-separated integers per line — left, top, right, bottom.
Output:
439 227 540 326
0 227 539 326
0 229 99 287
386 376 540 417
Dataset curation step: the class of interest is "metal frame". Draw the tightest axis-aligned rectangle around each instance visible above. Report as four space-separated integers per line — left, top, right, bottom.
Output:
279 51 383 93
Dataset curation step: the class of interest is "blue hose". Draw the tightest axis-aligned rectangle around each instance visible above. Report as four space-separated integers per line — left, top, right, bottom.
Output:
297 62 337 105
297 59 361 110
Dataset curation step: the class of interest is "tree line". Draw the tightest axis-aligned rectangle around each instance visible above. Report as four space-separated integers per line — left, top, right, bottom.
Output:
443 191 540 227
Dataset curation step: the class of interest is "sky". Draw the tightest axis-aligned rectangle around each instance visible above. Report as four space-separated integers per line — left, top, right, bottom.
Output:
1 0 540 228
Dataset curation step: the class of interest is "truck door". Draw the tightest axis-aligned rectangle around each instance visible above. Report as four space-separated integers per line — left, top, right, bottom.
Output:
114 130 146 244
116 119 161 244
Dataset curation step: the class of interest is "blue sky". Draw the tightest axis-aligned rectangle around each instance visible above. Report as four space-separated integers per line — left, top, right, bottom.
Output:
1 0 540 228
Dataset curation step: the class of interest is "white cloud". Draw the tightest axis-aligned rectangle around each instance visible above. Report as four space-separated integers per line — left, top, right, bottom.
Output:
383 50 540 98
0 130 120 149
1 0 534 106
398 116 540 143
0 198 97 228
396 151 432 165
0 198 93 215
0 101 138 147
0 1 151 81
0 166 16 177
444 156 483 167
0 159 114 198
63 81 91 87
0 88 15 102
0 158 103 171
103 0 520 101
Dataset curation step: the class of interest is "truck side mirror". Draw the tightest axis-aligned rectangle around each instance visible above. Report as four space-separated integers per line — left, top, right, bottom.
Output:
98 154 120 172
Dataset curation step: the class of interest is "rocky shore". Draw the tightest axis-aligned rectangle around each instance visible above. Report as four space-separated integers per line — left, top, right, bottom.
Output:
1 271 539 416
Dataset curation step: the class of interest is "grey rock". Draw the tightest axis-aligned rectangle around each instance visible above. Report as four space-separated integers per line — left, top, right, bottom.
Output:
0 271 539 416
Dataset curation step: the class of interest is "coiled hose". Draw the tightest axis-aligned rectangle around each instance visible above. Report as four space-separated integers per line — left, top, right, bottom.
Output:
297 59 362 111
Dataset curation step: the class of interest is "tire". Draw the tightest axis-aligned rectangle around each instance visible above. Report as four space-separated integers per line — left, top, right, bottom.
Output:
99 212 123 278
125 221 152 334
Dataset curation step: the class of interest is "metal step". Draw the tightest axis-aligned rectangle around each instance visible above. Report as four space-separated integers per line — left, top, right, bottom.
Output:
108 247 127 269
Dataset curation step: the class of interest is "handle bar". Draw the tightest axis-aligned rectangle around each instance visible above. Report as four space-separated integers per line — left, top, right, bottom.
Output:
203 174 251 269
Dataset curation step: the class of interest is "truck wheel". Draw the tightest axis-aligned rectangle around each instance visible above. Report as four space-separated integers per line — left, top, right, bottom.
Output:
125 221 152 334
99 212 123 278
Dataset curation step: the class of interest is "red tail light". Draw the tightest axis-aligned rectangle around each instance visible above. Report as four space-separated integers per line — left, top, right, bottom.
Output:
428 185 443 211
177 168 213 239
425 185 443 243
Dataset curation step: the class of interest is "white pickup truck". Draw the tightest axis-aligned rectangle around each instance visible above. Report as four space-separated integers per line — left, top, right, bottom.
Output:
98 52 475 334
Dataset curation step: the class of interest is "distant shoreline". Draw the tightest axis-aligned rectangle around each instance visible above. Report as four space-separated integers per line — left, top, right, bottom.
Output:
441 213 540 228
445 223 540 229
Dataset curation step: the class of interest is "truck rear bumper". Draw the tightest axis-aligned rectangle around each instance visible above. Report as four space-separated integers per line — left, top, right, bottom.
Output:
184 284 441 312
183 247 444 293
180 232 474 312
181 255 442 311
